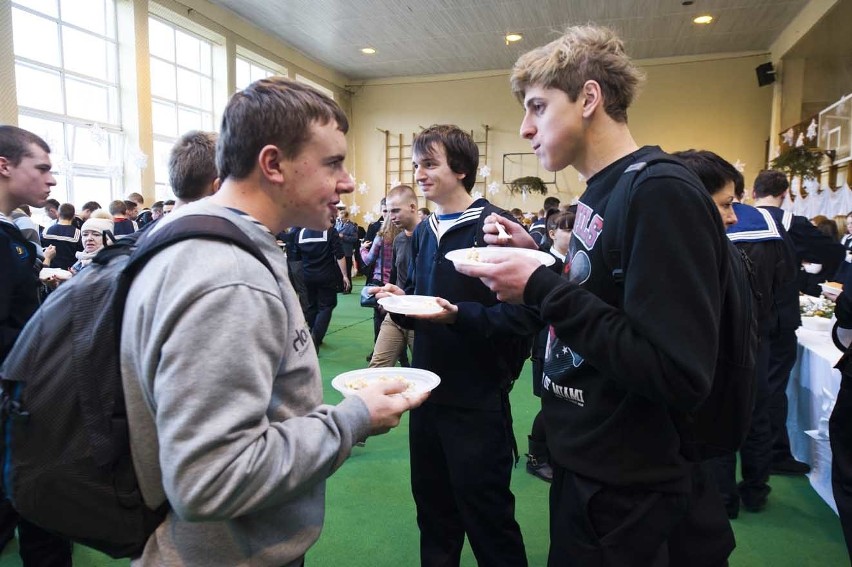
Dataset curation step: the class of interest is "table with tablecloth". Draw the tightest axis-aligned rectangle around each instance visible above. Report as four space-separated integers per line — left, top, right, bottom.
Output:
788 327 843 513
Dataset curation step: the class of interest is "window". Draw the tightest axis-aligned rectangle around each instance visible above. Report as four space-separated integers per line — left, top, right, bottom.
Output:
12 0 123 220
149 16 216 199
235 54 281 92
295 74 334 100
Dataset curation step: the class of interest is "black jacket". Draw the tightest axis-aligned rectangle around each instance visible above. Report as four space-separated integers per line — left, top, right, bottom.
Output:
523 147 726 491
1 219 41 364
395 199 540 411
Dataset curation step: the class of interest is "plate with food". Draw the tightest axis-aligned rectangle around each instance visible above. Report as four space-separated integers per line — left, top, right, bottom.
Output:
445 247 556 269
38 268 73 281
377 294 444 316
820 281 843 294
331 367 441 397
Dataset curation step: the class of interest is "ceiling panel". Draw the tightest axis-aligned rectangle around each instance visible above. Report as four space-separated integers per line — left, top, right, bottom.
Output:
209 0 810 81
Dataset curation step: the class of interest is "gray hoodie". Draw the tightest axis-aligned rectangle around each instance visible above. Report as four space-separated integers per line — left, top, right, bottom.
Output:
120 200 371 566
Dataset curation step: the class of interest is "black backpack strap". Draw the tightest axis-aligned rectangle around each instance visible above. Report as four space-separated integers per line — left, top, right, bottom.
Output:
127 214 275 276
607 153 691 287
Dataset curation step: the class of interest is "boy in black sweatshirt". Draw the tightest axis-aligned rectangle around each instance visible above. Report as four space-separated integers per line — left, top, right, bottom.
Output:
456 25 734 566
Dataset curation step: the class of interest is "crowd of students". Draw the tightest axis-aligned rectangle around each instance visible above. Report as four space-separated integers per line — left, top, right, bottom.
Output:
3 22 852 567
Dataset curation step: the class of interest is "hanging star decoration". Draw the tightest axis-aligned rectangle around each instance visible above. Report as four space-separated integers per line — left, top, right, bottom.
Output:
350 173 356 183
472 190 483 200
782 128 795 147
358 182 369 195
88 123 107 146
372 202 383 214
363 212 376 225
733 160 746 173
349 203 361 216
391 178 400 188
487 181 500 195
806 119 818 141
521 187 529 202
795 132 805 147
478 164 491 178
578 172 586 183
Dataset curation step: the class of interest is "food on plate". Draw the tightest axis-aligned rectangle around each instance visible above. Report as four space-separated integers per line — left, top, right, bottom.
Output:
824 281 843 290
466 249 480 262
344 374 414 392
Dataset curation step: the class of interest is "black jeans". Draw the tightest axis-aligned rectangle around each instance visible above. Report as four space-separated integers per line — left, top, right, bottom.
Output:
547 464 733 566
767 328 798 463
305 280 338 346
0 498 72 567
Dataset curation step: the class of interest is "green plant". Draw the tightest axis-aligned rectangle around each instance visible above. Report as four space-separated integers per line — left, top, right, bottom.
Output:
770 146 823 180
507 176 548 195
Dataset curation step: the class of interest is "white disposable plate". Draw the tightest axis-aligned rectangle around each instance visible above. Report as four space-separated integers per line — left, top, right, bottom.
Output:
445 247 556 269
377 294 443 315
38 268 72 281
331 367 441 397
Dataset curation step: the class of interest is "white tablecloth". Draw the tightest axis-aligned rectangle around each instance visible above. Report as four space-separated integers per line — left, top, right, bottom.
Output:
788 327 843 513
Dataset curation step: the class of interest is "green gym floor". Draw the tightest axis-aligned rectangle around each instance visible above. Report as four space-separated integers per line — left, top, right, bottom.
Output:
2 277 847 566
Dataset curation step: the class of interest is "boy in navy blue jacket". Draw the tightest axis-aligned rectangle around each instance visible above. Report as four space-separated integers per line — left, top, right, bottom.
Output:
455 26 735 566
376 124 539 566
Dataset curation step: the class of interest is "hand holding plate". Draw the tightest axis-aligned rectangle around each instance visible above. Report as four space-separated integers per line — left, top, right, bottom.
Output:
454 253 541 304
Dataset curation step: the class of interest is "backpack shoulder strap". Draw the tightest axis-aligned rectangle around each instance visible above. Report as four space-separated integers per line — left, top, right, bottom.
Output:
607 152 688 285
127 214 275 277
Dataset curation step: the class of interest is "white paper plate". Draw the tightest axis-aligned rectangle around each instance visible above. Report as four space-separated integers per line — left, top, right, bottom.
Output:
377 294 443 315
39 268 72 281
331 367 441 397
445 247 556 269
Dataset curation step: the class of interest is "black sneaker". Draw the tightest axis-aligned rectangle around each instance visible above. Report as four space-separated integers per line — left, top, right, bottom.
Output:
525 454 553 483
741 486 771 513
770 459 811 476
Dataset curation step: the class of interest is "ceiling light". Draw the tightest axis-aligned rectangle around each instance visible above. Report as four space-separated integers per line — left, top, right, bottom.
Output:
361 47 376 55
693 15 713 24
505 33 523 44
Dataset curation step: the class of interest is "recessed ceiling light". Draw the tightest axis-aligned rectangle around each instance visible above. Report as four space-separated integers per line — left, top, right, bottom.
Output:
693 15 713 24
361 47 376 54
505 33 523 43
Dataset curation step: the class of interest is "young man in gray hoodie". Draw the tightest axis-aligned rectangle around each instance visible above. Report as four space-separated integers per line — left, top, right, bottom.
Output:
120 77 427 566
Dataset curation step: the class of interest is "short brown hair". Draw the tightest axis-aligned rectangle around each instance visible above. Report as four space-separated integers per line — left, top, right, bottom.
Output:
387 184 417 204
510 25 644 123
217 77 349 181
169 130 218 201
0 125 50 166
753 169 789 198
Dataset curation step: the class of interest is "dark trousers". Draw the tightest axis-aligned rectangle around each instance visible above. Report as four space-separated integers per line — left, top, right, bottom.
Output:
547 464 733 567
409 402 527 567
0 499 72 567
343 255 353 286
305 280 338 346
707 333 773 504
767 328 798 463
830 373 852 563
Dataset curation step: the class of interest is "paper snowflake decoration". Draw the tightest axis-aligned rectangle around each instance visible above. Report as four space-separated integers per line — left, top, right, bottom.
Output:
521 189 528 202
578 172 586 183
54 154 72 176
358 182 369 195
363 212 376 224
487 181 500 195
390 178 400 188
795 132 805 147
129 146 148 170
782 128 795 146
372 202 383 215
350 173 356 183
806 119 818 141
349 203 360 216
472 190 483 200
733 160 746 173
478 165 491 178
88 123 107 146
